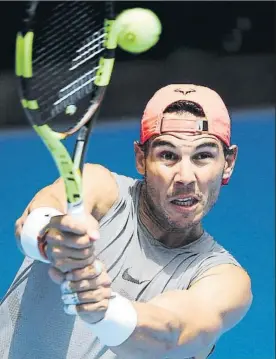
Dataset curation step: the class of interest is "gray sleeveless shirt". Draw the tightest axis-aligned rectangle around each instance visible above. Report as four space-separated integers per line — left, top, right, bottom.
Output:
0 173 240 359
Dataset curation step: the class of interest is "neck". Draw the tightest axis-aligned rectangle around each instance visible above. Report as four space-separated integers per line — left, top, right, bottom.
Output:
139 185 204 248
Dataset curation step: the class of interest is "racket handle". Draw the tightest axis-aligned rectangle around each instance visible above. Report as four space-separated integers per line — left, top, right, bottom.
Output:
67 201 86 220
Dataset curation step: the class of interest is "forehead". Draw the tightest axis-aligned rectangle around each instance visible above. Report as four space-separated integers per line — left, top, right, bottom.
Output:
150 132 222 150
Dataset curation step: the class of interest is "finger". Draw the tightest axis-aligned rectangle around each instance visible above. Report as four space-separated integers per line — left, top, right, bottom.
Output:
52 255 96 273
61 274 111 294
48 266 65 285
62 287 112 305
64 299 109 322
50 245 95 261
65 260 103 281
45 228 94 249
49 215 100 240
47 215 86 235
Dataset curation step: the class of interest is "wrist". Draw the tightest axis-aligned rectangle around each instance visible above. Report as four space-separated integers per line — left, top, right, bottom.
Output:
86 292 137 347
20 207 63 263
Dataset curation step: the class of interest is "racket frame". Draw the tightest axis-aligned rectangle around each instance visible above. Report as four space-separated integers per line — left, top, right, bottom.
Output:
15 1 118 215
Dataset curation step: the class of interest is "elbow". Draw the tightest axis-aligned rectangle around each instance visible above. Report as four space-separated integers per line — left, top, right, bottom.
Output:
179 312 222 345
199 314 223 347
171 314 222 358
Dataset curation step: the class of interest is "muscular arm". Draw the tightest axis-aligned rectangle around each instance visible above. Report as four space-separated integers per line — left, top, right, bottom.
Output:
15 163 119 237
110 264 252 359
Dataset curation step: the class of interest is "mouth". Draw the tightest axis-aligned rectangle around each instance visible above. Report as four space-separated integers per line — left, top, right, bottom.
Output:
170 196 200 209
171 198 198 206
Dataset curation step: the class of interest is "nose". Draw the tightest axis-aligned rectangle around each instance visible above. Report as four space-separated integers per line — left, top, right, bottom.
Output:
174 159 196 186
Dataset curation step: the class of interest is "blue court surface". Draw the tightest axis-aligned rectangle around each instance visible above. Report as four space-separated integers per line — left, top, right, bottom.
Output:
0 108 274 359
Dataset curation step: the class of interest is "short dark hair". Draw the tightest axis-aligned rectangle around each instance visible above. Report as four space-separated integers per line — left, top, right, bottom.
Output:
164 100 205 117
139 100 232 157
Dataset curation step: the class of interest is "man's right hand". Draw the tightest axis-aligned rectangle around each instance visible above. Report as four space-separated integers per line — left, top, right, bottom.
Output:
14 164 119 269
43 213 100 273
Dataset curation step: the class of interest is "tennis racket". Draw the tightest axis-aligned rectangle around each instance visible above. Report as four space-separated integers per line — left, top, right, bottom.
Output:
15 1 119 218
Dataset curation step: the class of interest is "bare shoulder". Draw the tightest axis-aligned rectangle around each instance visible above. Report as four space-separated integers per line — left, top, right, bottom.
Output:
189 264 253 332
43 163 119 219
191 263 251 291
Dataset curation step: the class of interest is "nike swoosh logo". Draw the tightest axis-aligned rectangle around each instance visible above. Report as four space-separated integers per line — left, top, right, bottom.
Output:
122 268 149 285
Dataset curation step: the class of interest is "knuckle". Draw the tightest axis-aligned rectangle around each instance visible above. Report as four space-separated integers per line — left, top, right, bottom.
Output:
80 248 91 259
70 259 91 271
75 236 91 248
97 272 111 287
61 215 70 226
92 288 110 302
66 217 85 233
91 290 103 302
52 246 61 255
55 232 64 242
80 299 108 313
68 267 85 281
69 262 82 271
105 287 112 298
96 299 109 312
59 216 77 232
86 264 95 276
77 288 109 304
70 264 95 280
46 228 63 242
78 291 90 302
79 279 91 291
84 256 95 267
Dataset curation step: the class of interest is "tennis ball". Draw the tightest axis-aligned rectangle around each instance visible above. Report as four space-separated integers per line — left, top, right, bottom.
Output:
115 8 162 54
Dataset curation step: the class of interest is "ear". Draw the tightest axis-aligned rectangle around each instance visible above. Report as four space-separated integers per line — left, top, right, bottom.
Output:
222 145 238 185
134 141 146 176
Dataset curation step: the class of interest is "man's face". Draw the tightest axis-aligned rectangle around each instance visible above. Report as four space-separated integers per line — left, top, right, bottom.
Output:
135 113 237 231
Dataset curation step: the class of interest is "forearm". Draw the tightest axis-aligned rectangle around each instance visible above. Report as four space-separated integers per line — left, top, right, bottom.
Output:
27 182 66 213
109 301 219 359
15 181 66 256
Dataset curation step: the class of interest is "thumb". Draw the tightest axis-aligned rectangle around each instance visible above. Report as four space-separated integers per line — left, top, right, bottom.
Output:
86 213 100 241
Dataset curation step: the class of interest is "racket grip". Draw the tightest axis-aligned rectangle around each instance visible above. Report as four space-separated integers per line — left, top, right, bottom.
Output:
67 201 86 220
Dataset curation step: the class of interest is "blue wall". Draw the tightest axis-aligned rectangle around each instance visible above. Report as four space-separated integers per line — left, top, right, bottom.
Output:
0 108 274 358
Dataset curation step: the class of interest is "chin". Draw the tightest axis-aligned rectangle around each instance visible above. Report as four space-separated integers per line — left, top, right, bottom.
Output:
166 213 202 230
167 204 203 223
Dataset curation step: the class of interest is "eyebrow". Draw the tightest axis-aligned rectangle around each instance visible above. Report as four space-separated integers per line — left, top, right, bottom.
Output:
151 140 219 151
151 140 176 150
195 142 219 151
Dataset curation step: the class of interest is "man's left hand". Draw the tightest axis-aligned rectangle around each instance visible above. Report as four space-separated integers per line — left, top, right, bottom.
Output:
48 260 112 324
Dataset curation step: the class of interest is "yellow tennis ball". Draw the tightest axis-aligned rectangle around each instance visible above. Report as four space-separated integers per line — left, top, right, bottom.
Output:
115 8 162 54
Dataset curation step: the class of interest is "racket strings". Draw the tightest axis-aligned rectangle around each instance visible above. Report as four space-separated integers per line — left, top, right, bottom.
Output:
70 31 105 71
54 67 101 107
28 1 107 125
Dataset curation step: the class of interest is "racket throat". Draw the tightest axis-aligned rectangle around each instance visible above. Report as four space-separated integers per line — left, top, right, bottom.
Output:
73 126 89 171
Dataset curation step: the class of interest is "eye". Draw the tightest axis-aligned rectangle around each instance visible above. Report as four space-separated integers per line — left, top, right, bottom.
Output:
193 152 215 161
159 151 178 162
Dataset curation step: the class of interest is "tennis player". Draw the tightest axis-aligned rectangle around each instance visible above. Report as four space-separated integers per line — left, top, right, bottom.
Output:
1 84 252 359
